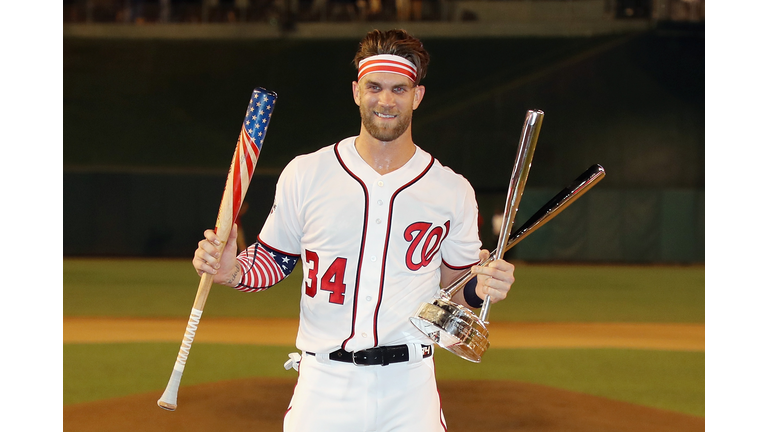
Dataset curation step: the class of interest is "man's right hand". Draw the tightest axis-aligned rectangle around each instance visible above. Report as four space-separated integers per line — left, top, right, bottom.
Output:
192 224 241 287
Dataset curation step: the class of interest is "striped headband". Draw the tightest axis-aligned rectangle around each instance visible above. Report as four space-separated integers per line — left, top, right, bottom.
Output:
357 54 418 83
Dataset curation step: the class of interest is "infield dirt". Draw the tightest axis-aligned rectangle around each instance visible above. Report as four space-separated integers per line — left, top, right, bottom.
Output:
64 377 704 432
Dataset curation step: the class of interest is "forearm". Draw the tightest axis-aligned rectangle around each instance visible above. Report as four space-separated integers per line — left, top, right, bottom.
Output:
222 263 242 288
441 262 483 309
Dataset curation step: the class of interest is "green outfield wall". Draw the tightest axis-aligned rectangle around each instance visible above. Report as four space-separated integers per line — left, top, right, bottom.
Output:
63 170 703 262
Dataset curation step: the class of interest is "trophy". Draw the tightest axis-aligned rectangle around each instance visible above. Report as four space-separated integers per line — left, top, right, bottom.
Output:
410 110 606 362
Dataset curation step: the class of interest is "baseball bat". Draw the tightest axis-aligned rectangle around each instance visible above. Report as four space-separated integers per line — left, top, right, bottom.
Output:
502 163 605 251
443 164 605 300
157 88 277 411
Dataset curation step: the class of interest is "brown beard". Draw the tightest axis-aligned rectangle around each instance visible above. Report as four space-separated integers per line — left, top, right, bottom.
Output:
360 106 412 142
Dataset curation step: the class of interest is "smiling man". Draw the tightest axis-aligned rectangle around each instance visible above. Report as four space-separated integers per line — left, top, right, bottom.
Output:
193 29 517 431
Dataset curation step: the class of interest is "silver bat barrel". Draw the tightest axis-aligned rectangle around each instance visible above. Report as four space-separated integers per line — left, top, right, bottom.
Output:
479 109 543 323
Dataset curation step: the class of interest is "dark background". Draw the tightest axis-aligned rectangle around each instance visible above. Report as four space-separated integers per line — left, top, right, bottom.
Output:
63 25 704 262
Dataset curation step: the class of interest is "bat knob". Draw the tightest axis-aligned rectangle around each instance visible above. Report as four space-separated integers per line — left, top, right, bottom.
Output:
157 400 177 411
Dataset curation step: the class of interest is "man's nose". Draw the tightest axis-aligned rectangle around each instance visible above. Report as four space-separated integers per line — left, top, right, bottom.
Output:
378 91 396 107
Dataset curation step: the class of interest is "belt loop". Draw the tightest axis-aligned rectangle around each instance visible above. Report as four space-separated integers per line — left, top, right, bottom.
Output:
406 343 422 364
309 351 332 365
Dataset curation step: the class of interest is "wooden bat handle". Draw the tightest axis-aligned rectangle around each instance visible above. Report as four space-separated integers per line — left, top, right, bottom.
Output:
157 273 214 411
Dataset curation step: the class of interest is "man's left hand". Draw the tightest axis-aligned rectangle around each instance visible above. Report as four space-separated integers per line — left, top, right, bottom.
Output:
470 249 515 304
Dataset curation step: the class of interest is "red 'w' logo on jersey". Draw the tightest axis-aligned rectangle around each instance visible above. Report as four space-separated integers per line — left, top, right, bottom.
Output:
404 221 451 271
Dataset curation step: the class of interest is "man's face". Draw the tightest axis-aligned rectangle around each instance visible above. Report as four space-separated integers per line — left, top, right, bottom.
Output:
353 72 425 142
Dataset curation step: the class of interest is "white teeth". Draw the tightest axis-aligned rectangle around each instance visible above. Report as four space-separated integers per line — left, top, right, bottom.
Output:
375 112 396 119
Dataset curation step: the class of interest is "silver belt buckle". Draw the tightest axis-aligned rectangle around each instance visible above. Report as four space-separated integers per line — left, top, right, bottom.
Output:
351 350 364 366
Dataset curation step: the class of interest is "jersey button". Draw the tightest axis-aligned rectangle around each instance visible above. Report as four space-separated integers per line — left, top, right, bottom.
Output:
377 200 383 206
375 218 381 224
362 333 368 338
377 181 384 187
366 296 372 301
371 256 377 262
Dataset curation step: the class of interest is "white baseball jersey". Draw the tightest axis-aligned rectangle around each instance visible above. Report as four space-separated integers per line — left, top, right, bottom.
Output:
258 136 482 354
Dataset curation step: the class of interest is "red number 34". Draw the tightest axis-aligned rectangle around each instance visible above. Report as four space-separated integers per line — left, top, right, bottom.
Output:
304 250 348 305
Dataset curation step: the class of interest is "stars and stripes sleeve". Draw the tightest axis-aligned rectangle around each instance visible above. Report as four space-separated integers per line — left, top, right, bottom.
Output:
234 241 300 292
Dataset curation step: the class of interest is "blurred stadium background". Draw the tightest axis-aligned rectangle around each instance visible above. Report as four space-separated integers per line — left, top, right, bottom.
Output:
63 1 704 428
64 0 704 263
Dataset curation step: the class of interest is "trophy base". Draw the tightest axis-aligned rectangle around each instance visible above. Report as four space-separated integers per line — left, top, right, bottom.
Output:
409 298 489 363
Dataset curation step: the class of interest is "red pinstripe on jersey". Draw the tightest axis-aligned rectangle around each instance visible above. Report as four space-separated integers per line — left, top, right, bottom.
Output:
333 142 370 351
441 259 477 271
372 157 434 346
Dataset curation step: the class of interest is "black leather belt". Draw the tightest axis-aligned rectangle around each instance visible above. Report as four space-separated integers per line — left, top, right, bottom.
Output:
306 344 433 366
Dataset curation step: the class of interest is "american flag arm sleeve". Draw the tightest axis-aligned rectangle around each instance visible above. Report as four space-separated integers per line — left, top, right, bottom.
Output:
234 242 300 292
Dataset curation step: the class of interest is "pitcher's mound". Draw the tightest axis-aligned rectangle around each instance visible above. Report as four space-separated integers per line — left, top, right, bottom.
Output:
64 377 703 432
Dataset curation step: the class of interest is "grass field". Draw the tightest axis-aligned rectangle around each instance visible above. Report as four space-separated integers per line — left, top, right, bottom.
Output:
63 258 704 322
63 258 705 416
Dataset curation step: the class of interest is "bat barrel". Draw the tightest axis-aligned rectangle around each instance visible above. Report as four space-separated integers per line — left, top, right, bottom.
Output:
217 88 278 240
504 163 605 251
493 110 543 260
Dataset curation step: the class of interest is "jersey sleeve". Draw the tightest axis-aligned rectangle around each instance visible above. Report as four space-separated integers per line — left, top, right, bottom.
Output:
257 157 304 255
440 177 482 270
234 241 300 292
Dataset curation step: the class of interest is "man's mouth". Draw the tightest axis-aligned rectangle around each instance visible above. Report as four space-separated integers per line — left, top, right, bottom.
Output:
374 111 397 119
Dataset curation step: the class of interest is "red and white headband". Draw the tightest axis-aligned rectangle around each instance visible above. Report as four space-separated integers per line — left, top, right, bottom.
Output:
357 54 418 83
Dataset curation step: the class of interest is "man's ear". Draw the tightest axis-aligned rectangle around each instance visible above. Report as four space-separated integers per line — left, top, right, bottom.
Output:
352 81 361 106
412 85 426 110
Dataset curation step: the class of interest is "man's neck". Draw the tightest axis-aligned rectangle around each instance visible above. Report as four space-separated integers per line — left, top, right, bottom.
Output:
355 130 416 175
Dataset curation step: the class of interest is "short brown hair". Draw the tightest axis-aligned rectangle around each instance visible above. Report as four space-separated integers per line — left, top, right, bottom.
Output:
353 29 430 85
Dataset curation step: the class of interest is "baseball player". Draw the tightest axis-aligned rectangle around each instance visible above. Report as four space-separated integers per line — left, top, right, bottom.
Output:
193 28 516 431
